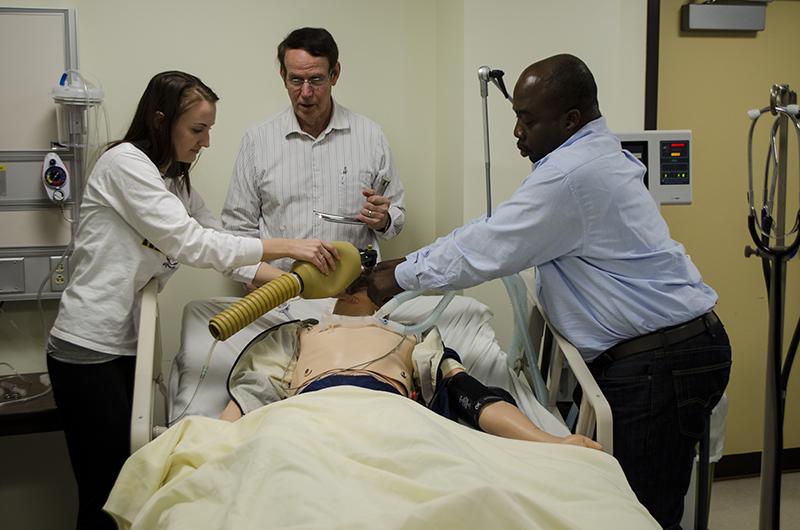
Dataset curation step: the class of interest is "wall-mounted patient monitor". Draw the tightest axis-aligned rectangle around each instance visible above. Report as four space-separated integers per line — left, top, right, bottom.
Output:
616 130 692 205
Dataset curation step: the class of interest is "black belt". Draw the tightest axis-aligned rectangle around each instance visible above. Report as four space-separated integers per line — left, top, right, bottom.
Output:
597 311 720 364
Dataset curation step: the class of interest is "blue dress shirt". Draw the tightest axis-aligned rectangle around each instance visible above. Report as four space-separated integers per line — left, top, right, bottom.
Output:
396 117 717 360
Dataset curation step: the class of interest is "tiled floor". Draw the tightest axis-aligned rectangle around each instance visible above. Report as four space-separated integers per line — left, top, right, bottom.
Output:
709 472 799 529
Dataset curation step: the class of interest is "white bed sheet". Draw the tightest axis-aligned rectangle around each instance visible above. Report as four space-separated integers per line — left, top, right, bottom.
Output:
109 387 657 530
168 295 567 436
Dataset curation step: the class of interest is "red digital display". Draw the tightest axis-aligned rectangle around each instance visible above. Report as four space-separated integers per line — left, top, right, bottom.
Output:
671 143 685 147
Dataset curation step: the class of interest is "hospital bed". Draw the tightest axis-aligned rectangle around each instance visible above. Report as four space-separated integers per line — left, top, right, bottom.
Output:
115 278 656 530
130 277 612 454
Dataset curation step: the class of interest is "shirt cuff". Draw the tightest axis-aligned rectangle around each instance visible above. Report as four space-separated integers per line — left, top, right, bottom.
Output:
377 207 403 239
244 238 264 264
228 263 260 284
395 257 420 291
376 213 392 234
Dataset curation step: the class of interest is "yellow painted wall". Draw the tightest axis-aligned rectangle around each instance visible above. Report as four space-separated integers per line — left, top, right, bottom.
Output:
659 0 799 455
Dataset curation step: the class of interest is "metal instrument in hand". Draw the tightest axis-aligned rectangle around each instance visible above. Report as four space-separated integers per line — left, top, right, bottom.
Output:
314 210 364 225
314 175 392 225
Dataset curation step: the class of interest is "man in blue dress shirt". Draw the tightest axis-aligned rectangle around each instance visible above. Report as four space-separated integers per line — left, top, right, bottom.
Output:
366 54 731 529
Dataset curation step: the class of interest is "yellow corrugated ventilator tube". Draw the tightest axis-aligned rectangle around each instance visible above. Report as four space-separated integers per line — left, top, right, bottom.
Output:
208 241 362 341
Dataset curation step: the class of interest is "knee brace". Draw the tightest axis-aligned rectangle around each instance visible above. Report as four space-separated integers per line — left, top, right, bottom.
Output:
444 372 517 430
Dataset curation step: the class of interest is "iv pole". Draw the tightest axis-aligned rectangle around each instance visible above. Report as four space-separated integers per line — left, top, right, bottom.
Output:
744 84 800 530
477 66 549 405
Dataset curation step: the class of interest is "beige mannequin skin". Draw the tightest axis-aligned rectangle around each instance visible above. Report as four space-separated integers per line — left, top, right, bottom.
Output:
221 288 601 450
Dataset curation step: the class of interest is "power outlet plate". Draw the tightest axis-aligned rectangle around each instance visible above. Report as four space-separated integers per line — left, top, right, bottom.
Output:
49 256 69 292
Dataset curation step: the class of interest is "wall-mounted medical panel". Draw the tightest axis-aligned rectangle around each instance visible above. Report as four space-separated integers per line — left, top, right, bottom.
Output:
616 130 693 205
0 7 78 302
0 150 76 301
0 258 25 294
0 250 70 301
0 151 75 209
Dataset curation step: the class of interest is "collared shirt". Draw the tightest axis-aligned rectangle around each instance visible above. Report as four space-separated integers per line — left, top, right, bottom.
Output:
222 100 405 279
396 117 717 360
51 143 263 356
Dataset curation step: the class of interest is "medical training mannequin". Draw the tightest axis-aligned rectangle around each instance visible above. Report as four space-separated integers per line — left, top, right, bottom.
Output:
220 278 601 451
46 71 340 530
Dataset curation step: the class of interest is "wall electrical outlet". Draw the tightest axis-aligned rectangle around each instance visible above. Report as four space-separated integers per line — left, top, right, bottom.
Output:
49 256 69 291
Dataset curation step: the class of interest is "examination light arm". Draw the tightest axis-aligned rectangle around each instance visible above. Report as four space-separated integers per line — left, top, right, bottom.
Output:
490 70 512 101
478 66 513 101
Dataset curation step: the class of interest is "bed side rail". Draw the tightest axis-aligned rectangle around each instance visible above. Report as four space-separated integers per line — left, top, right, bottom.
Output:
519 269 613 454
544 322 613 455
130 278 164 453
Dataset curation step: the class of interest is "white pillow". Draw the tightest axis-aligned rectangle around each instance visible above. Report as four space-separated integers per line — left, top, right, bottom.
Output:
167 294 567 435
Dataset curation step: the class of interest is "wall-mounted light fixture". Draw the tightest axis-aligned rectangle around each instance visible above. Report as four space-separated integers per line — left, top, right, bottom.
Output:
681 1 770 32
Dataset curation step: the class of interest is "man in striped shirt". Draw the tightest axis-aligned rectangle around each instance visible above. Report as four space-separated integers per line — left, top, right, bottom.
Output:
222 27 406 287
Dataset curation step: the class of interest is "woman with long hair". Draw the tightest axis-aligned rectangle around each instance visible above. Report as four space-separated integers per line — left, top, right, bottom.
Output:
46 70 338 529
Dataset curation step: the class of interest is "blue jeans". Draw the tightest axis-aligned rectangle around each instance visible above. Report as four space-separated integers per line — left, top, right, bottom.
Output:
589 316 731 529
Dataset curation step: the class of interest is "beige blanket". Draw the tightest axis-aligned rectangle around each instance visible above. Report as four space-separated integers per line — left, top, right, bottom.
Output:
107 387 657 529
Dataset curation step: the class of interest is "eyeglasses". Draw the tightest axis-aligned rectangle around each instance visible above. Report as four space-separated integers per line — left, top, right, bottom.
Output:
286 74 331 89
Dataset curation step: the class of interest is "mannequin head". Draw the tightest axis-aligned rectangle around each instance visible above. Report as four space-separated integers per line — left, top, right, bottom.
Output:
333 272 378 316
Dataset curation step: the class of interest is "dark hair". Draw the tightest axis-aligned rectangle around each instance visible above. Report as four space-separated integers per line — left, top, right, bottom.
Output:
344 271 370 295
277 27 339 75
109 70 219 192
542 54 599 117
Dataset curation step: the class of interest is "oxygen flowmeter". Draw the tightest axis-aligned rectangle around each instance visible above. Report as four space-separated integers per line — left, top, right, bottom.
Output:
42 152 70 203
